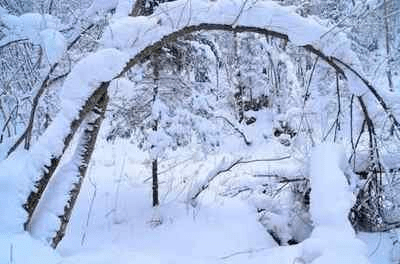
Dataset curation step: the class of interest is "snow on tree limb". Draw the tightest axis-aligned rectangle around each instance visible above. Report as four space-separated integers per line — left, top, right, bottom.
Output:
0 49 127 233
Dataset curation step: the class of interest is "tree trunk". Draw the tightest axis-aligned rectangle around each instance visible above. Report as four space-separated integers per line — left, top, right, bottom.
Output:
152 158 159 207
51 91 109 248
384 0 393 91
151 52 160 207
23 85 109 230
233 32 244 123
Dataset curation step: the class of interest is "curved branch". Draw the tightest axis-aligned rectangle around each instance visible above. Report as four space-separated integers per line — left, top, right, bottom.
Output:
333 57 400 133
114 23 397 144
117 24 346 81
190 155 291 202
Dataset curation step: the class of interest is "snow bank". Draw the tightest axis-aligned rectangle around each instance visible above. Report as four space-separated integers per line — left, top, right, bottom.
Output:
55 141 277 263
0 233 61 263
309 143 351 228
301 144 370 264
259 144 370 263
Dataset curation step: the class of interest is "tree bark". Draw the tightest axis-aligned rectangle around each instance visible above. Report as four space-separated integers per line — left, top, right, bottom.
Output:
51 91 109 248
151 52 160 207
152 158 159 207
23 84 109 230
383 0 393 91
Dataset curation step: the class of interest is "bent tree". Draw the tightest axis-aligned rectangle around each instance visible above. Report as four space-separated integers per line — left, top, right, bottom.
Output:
1 0 399 247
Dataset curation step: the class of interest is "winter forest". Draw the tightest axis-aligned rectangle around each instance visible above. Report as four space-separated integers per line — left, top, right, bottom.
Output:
0 0 400 263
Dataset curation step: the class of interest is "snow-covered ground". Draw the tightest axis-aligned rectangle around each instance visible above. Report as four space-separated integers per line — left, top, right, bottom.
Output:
57 139 277 263
1 138 398 264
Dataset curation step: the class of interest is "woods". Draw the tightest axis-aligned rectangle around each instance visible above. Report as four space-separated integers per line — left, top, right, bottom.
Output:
0 0 400 263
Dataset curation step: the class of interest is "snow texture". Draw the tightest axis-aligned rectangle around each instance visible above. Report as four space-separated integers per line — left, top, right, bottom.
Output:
0 233 61 263
303 143 370 264
0 13 66 64
84 0 119 19
40 29 67 65
29 121 92 243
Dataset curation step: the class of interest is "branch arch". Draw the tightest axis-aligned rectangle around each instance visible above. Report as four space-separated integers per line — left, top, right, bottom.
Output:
5 8 398 237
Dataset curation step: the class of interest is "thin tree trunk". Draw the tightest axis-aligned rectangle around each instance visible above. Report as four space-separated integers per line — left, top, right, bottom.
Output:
233 32 244 123
384 0 393 91
51 91 109 248
130 0 146 16
151 52 160 207
152 157 159 207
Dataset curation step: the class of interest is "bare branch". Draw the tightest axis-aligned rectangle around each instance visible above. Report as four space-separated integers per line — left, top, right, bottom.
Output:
190 155 291 201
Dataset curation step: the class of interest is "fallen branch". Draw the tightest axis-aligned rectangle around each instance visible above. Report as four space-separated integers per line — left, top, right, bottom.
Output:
215 115 251 145
220 247 268 260
190 155 291 201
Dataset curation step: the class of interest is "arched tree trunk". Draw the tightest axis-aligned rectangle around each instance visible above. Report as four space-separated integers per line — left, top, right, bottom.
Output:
51 91 109 248
23 84 109 230
20 22 400 242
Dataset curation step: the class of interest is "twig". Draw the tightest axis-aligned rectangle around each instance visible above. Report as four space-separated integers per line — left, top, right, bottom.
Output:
81 174 97 246
215 115 251 145
231 0 250 26
220 247 268 260
191 155 291 201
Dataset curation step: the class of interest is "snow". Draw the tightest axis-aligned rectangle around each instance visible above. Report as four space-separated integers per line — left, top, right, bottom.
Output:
0 12 66 65
0 13 63 47
56 140 277 263
0 151 31 234
302 143 370 263
60 48 128 115
114 0 134 18
100 0 367 99
40 29 67 65
0 0 370 236
346 68 369 96
0 0 396 263
358 232 399 264
309 143 351 227
0 135 393 264
0 233 61 264
0 6 7 14
29 125 88 243
84 0 119 19
101 0 329 55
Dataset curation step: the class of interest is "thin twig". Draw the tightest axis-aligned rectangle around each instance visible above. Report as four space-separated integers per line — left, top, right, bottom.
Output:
191 155 291 201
